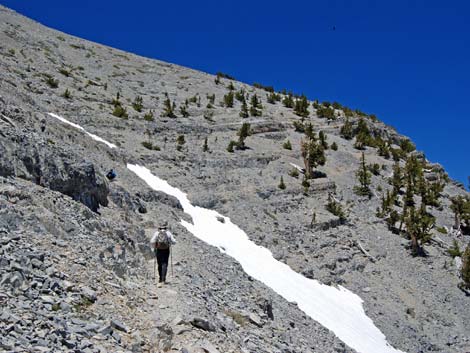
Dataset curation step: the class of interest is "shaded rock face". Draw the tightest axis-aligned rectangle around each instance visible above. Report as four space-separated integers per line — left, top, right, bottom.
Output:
0 127 108 212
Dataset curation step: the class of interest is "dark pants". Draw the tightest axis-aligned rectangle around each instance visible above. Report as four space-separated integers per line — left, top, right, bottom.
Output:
155 248 170 282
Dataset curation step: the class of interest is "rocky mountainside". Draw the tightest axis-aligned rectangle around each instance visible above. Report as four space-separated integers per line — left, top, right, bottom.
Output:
1 5 469 353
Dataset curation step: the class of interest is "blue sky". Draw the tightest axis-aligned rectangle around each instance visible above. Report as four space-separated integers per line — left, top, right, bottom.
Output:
2 0 469 187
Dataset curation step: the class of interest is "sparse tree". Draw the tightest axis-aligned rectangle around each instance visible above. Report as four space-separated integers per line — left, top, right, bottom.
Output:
461 245 470 290
203 137 209 152
249 94 262 116
282 93 294 108
404 203 434 256
239 100 249 118
278 176 286 190
132 96 143 112
340 118 354 140
237 123 251 149
354 152 372 197
162 98 176 118
283 140 292 150
223 91 234 108
319 131 328 149
294 94 310 118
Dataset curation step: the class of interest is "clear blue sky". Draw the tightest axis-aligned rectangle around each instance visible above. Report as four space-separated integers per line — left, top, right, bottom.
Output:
2 0 469 187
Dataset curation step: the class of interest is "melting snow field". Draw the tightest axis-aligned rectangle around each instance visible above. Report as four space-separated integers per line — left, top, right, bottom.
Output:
47 113 405 353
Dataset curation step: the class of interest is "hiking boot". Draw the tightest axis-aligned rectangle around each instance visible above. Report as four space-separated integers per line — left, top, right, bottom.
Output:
157 282 163 288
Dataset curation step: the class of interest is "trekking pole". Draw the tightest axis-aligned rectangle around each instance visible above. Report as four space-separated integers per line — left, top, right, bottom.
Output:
170 247 174 278
153 256 156 281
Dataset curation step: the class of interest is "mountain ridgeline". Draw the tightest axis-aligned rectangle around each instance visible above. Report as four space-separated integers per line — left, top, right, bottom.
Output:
0 5 469 353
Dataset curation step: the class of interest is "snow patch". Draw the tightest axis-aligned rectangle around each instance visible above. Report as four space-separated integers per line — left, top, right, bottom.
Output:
127 164 406 353
48 113 117 148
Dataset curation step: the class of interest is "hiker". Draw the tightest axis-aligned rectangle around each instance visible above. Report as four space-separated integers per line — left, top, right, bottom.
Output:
150 221 176 286
106 169 117 181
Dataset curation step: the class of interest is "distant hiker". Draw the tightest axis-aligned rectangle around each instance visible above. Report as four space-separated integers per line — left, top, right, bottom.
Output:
150 221 176 286
106 169 117 180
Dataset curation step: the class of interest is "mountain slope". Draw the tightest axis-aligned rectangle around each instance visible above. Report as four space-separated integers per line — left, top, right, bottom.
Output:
1 5 469 353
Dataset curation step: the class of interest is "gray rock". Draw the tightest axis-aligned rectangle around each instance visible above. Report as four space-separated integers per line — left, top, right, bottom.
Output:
190 318 216 332
111 319 128 333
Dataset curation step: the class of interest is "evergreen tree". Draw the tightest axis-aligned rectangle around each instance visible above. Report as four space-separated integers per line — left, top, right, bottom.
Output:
223 91 234 107
282 93 294 108
132 96 143 112
249 94 262 116
316 106 335 120
239 100 249 118
461 245 470 290
354 152 372 197
319 131 328 149
180 104 189 117
404 203 434 256
340 118 354 140
331 142 338 151
301 137 326 179
450 196 470 232
326 194 346 222
237 123 251 149
376 137 391 159
62 88 71 99
235 89 245 102
390 162 403 196
294 94 310 118
283 139 292 150
278 176 286 190
203 137 209 152
161 98 176 118
354 118 372 149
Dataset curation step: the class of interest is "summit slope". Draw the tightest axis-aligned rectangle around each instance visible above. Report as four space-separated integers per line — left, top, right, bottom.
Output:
1 4 469 353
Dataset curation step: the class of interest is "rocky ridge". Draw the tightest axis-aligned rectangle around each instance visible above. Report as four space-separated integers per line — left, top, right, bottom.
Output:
1 4 470 353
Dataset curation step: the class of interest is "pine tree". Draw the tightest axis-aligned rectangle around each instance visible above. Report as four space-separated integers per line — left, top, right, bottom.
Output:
294 94 310 118
180 104 189 117
340 118 354 140
354 118 372 150
450 196 470 232
223 91 234 107
461 245 470 290
162 98 176 118
283 140 292 150
237 123 251 149
203 137 209 152
239 100 249 118
390 161 403 196
249 94 262 116
301 137 326 179
354 152 372 197
282 93 294 108
278 176 286 190
319 131 328 149
132 96 143 112
326 194 346 222
404 203 434 256
235 89 245 102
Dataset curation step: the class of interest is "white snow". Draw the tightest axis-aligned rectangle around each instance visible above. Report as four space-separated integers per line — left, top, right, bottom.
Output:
48 113 117 149
127 164 406 353
45 111 405 353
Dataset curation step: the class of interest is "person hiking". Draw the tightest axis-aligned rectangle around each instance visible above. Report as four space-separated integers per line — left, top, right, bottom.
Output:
150 221 176 287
